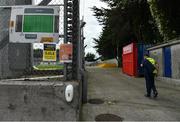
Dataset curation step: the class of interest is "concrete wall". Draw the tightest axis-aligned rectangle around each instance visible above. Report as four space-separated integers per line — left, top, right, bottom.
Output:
149 40 180 79
0 80 80 121
0 7 10 79
0 44 26 79
0 8 10 44
149 48 163 77
171 45 180 79
0 0 32 79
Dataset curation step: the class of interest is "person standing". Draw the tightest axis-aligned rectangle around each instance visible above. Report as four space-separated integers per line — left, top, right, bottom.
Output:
141 53 158 98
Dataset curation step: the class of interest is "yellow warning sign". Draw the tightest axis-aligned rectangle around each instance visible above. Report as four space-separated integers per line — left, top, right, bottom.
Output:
43 44 56 61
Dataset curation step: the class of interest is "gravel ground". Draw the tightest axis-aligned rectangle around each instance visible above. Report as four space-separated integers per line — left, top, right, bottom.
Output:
81 67 180 121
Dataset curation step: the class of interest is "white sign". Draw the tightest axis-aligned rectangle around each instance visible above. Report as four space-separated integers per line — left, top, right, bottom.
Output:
9 6 59 43
123 44 133 54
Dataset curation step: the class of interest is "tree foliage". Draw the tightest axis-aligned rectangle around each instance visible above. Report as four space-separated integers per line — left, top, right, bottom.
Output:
147 0 180 41
85 53 96 62
93 0 180 61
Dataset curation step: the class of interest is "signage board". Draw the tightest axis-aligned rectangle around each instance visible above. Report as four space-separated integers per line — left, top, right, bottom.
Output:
123 43 133 54
43 43 56 61
9 6 59 43
59 44 72 63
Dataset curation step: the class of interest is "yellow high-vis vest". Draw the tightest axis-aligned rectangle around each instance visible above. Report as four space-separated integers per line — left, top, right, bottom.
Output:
146 57 157 74
146 57 156 65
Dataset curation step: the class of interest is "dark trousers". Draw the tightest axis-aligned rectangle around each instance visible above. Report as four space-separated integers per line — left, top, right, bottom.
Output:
144 73 157 96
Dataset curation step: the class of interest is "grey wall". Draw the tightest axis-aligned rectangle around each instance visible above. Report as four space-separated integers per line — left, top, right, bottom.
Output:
171 45 180 79
0 80 80 121
0 43 32 79
0 0 32 79
0 6 11 79
0 8 10 44
149 48 163 77
149 41 180 79
0 44 25 79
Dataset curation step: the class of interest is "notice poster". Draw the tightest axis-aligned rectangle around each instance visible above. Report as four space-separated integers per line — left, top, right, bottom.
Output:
59 44 72 63
43 43 56 61
123 43 133 54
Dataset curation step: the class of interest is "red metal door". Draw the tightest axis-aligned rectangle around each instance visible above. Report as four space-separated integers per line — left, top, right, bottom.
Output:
122 43 137 76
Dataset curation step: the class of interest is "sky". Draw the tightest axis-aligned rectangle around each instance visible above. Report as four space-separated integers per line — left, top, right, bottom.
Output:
80 0 107 57
34 0 107 57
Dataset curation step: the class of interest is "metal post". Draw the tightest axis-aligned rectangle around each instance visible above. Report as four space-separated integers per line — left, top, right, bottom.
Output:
77 18 81 80
71 0 80 80
63 0 68 81
32 0 35 5
64 0 67 43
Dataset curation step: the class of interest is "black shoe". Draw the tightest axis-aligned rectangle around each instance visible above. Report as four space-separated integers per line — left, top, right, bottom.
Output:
153 92 158 98
144 94 151 97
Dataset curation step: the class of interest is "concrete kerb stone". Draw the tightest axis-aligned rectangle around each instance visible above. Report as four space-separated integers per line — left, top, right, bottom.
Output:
156 77 180 86
120 68 180 86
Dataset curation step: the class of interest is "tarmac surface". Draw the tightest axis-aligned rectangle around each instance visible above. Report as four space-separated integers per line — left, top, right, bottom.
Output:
81 67 180 121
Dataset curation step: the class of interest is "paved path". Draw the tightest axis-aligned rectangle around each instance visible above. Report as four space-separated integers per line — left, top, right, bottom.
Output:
81 67 180 121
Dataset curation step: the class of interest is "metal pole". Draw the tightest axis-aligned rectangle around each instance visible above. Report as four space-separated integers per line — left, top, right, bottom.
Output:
64 0 67 43
77 0 81 81
63 0 68 81
32 0 35 5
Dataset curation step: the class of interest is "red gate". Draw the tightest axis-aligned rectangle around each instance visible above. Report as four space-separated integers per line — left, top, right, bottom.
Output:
122 43 137 76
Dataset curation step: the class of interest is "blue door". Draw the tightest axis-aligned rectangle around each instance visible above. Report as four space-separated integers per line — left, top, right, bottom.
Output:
137 44 151 76
163 47 172 77
137 44 144 76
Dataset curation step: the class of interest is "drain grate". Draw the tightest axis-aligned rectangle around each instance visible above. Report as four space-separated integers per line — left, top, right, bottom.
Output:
88 99 104 104
95 114 123 121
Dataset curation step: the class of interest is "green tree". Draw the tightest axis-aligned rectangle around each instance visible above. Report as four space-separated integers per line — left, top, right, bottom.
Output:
92 0 162 66
93 0 180 66
85 53 96 62
147 0 180 41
